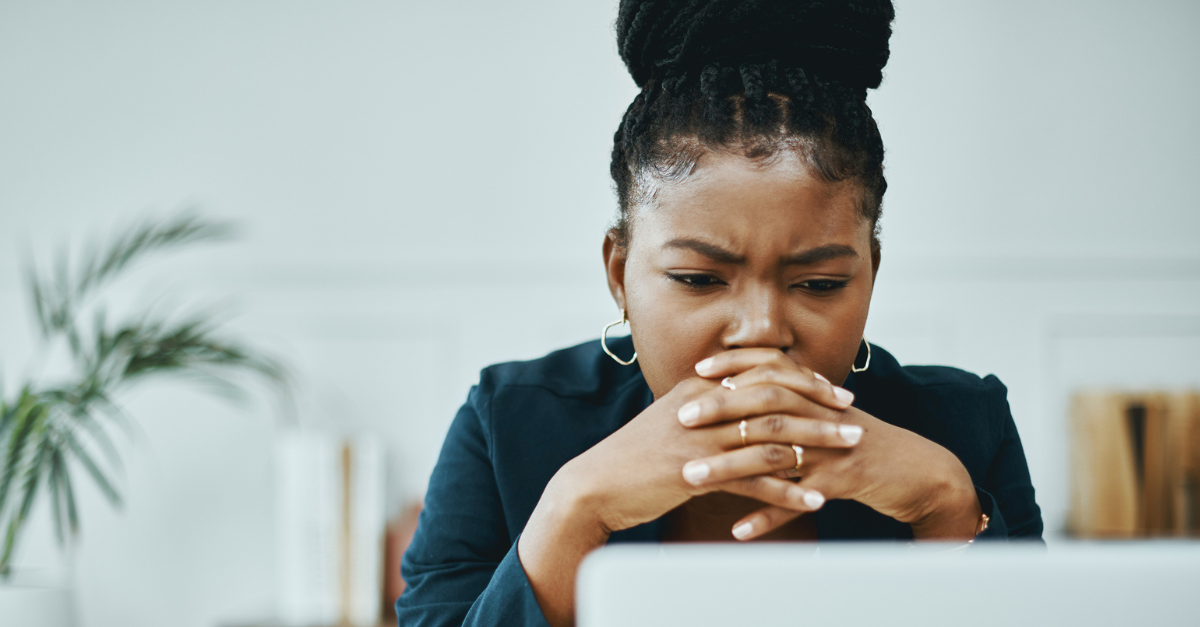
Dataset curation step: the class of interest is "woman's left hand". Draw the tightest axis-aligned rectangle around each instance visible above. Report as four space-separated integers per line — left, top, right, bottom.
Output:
680 348 983 541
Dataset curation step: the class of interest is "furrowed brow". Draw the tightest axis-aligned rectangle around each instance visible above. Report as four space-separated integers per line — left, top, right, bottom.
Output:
781 244 859 266
663 238 746 265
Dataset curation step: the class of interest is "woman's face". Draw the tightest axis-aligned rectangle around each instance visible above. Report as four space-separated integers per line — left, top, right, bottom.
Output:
603 150 879 398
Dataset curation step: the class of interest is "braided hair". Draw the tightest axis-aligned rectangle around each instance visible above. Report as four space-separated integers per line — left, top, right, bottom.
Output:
610 0 896 254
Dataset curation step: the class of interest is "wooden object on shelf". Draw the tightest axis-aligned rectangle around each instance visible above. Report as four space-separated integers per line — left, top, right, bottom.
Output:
1069 392 1138 537
1165 392 1200 535
1069 390 1200 538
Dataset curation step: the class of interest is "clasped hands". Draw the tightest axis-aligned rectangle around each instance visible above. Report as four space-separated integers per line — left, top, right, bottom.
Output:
559 347 982 541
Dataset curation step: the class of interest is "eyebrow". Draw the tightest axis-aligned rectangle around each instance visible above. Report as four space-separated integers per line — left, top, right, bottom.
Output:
663 238 859 266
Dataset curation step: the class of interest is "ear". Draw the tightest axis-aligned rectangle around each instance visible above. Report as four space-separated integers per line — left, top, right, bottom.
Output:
870 244 881 283
602 229 628 312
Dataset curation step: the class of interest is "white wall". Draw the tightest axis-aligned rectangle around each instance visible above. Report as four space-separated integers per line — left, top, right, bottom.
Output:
0 1 1197 626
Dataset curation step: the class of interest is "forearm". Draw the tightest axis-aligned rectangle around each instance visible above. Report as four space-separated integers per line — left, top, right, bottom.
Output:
517 471 612 627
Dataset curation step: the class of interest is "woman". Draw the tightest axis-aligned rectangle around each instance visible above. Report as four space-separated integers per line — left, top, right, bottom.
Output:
397 1 1042 626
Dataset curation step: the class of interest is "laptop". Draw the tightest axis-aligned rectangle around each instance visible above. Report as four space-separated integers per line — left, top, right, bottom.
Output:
576 541 1200 627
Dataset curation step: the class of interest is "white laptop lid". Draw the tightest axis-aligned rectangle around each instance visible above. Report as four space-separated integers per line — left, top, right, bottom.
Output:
576 541 1200 627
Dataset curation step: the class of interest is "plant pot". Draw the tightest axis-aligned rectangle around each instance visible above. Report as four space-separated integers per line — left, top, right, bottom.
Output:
0 579 77 627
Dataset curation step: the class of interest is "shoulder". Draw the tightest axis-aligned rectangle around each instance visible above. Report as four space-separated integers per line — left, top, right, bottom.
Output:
851 343 1010 466
476 334 646 405
853 342 1007 400
465 337 650 517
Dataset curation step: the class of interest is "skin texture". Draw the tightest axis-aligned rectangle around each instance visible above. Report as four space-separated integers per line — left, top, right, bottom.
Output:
516 151 982 627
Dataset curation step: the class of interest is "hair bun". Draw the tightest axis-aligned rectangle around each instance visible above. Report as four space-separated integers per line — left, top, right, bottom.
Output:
616 0 895 91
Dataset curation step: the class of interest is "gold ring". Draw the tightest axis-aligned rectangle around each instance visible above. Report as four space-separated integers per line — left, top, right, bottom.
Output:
739 420 748 447
791 444 803 472
721 377 737 390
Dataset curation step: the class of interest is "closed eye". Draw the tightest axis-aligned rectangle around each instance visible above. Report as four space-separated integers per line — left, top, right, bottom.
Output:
795 279 849 292
667 273 726 289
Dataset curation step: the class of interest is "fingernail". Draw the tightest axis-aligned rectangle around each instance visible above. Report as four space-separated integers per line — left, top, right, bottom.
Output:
720 376 737 390
803 491 826 510
813 372 829 383
682 461 710 484
678 402 701 425
833 386 855 406
839 424 863 445
695 357 714 375
732 521 754 540
788 485 808 505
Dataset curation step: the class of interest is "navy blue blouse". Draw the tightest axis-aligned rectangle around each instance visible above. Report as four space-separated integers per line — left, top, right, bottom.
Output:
396 337 1043 626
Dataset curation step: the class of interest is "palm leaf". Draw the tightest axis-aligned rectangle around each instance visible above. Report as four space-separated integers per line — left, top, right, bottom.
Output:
0 515 16 576
74 212 233 300
60 430 121 507
89 393 139 440
48 447 65 546
24 212 234 339
25 263 51 337
59 449 78 535
0 391 43 517
0 435 51 574
0 397 14 448
39 391 123 471
68 409 123 471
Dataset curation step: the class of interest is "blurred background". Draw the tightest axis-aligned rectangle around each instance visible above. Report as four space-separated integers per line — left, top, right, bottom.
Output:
0 1 1198 626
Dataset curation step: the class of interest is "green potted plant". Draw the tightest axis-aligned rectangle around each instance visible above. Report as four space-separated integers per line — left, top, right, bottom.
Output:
0 213 284 625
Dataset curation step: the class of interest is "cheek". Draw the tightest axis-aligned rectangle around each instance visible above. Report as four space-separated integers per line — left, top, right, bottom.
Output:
808 283 872 384
623 261 724 398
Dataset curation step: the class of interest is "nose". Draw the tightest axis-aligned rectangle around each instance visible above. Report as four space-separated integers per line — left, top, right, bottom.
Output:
721 283 794 352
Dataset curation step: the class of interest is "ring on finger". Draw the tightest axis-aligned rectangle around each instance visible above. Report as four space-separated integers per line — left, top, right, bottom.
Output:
739 420 748 447
791 444 803 472
721 376 737 390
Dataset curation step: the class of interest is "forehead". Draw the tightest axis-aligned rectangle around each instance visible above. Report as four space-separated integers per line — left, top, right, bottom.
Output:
632 151 869 253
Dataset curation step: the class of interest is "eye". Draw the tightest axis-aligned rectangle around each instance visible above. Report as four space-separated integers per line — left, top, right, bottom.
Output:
795 279 849 292
667 273 726 289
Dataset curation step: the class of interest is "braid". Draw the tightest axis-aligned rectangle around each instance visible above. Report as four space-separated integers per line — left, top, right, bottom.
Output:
611 0 895 254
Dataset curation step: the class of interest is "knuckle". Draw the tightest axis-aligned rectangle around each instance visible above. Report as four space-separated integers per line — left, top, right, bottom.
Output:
815 404 848 423
758 365 782 382
821 456 850 479
742 475 767 494
760 443 789 466
764 414 786 436
756 385 783 406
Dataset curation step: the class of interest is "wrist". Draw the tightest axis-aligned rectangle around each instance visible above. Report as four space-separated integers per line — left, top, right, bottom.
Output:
540 463 614 540
910 462 981 541
518 466 611 627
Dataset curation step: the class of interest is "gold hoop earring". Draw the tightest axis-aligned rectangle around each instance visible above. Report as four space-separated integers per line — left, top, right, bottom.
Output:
601 308 637 366
851 338 871 373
